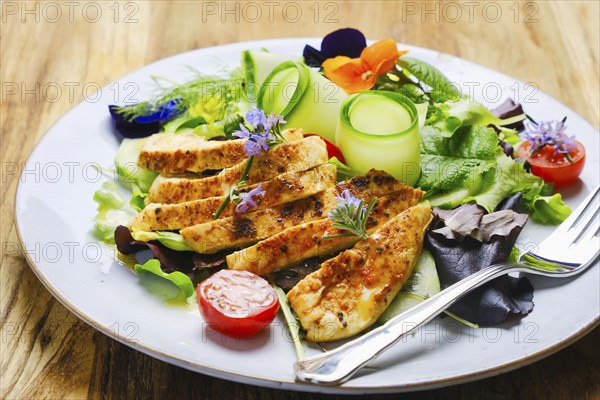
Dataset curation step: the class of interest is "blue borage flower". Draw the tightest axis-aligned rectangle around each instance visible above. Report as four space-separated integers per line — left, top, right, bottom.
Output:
523 117 576 160
303 28 367 68
326 190 376 240
234 183 266 214
108 99 183 138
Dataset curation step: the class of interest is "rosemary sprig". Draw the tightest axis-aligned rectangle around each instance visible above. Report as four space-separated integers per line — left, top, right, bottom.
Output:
326 190 377 240
212 156 255 220
212 108 286 219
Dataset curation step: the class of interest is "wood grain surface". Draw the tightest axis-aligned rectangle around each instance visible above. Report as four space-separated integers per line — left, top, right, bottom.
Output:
1 1 599 399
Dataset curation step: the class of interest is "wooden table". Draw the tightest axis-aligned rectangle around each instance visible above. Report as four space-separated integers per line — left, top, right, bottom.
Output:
2 1 598 398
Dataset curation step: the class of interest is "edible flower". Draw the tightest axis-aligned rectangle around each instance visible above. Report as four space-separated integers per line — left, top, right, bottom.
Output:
303 28 367 68
108 99 183 138
322 39 408 93
523 116 577 162
214 108 284 219
326 190 376 239
234 183 266 214
233 108 286 157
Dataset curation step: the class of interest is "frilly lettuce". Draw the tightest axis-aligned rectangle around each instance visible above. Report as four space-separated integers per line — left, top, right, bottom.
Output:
114 138 158 193
426 98 525 138
134 259 195 299
418 125 571 224
93 181 138 243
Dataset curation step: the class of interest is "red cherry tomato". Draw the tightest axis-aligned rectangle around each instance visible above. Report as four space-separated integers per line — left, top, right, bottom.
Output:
197 269 279 338
304 134 346 164
516 140 586 187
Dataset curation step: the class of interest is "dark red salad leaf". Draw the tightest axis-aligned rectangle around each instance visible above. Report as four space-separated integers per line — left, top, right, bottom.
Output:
426 193 534 325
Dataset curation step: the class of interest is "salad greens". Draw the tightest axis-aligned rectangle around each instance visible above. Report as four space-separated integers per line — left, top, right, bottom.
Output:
131 231 194 252
417 124 570 223
134 259 195 300
92 181 138 243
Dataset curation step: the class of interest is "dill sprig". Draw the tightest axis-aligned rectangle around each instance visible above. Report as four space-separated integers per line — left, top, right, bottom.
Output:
116 67 246 122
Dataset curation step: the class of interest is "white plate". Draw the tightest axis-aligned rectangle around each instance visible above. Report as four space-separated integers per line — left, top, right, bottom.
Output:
15 38 600 394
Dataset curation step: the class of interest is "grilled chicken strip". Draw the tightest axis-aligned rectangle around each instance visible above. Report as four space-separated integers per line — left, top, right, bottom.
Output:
182 170 417 254
131 163 337 231
138 129 303 174
225 188 423 275
147 135 327 203
287 203 433 342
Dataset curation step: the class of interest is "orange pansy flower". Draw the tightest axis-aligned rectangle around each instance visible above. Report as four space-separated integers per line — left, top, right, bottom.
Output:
323 39 408 94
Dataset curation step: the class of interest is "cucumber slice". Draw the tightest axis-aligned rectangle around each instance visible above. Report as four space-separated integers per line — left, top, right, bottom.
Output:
378 250 440 323
336 91 421 186
257 62 347 143
242 50 302 103
283 65 347 143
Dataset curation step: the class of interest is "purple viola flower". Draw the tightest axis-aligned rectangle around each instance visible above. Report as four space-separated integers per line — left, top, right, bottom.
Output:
303 28 367 68
235 183 265 214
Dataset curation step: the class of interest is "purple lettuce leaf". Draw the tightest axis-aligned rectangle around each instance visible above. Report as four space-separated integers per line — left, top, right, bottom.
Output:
426 193 534 325
114 225 227 280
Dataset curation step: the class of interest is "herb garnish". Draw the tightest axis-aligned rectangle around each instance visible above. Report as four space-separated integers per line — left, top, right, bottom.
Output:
212 108 286 219
326 190 376 240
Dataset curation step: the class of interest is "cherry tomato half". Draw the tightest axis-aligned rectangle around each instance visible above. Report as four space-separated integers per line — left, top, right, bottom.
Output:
516 140 586 187
197 269 279 338
304 134 346 164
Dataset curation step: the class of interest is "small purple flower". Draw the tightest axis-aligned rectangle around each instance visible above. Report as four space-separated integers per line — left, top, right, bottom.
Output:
266 114 286 130
244 132 274 157
233 123 252 139
329 189 365 220
245 108 267 127
523 119 576 156
235 183 265 214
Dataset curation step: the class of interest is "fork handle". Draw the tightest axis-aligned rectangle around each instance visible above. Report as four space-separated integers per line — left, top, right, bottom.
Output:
294 262 527 385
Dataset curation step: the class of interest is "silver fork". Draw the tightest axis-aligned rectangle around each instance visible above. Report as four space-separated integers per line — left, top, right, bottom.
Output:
295 186 600 386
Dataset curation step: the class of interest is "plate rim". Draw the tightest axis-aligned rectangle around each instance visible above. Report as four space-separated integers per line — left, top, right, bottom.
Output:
13 37 600 394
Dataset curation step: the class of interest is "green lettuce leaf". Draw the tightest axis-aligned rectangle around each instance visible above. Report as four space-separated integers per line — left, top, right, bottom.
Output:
398 57 461 103
93 181 138 243
328 156 360 181
417 125 571 224
134 259 195 299
419 125 498 196
114 138 158 193
530 193 572 224
426 98 525 138
131 231 194 251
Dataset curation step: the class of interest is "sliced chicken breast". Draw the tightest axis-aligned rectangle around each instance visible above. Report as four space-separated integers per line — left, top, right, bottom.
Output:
147 135 327 203
131 163 337 231
225 188 424 275
181 170 419 254
287 203 433 342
